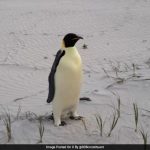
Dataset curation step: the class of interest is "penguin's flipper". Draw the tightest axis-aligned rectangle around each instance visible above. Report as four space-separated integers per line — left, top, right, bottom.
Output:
70 116 83 120
47 50 65 103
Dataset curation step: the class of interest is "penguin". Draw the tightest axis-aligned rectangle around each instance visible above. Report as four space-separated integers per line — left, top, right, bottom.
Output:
47 33 83 126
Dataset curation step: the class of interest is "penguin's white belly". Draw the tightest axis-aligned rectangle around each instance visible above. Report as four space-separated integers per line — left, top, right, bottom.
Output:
53 48 82 112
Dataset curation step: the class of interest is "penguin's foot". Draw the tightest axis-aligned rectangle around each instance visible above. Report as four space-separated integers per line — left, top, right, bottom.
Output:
48 113 54 120
54 120 67 126
60 121 67 126
70 116 83 120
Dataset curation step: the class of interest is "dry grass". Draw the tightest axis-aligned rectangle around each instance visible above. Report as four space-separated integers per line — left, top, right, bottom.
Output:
111 91 121 118
3 112 12 142
102 61 144 89
133 103 139 132
117 97 121 118
16 105 21 120
139 129 148 145
108 111 119 137
81 118 88 131
37 116 45 143
95 114 105 136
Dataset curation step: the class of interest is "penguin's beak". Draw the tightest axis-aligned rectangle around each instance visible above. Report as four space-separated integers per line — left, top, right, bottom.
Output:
72 35 83 40
77 35 83 40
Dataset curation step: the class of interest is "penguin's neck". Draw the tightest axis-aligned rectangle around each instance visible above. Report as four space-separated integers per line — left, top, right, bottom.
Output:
64 47 79 57
61 41 79 57
61 41 77 53
64 46 76 52
61 44 82 66
61 41 77 54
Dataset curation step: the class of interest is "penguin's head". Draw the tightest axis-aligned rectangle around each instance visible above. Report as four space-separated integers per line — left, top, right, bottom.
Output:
62 33 83 48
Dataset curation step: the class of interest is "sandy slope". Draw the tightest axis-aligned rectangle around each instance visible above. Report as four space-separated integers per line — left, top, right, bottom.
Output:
0 0 150 144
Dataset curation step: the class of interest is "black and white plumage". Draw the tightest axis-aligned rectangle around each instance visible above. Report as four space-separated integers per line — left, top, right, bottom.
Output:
47 50 65 103
47 33 83 126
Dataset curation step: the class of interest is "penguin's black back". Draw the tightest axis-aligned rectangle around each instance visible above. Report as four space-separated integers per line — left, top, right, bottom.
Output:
47 50 65 103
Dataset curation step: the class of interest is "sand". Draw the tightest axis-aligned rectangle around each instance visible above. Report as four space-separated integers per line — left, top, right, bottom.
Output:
0 0 150 144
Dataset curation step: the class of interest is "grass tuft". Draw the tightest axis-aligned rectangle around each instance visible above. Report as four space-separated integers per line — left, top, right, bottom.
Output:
3 112 12 142
117 97 121 118
16 105 21 120
81 118 88 131
37 116 45 143
133 103 139 132
110 91 121 118
139 129 148 145
95 114 105 136
132 63 136 77
108 112 119 137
